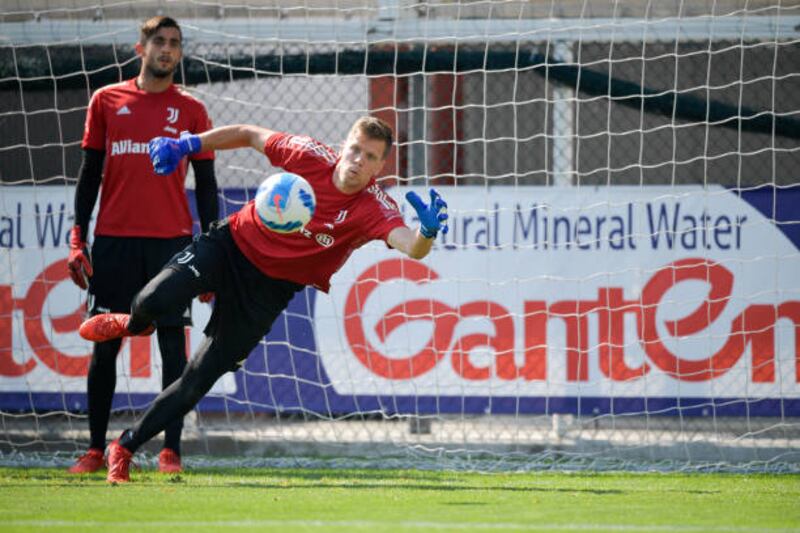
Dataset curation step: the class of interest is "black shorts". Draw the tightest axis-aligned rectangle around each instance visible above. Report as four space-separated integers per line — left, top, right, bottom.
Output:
161 220 304 372
88 235 193 327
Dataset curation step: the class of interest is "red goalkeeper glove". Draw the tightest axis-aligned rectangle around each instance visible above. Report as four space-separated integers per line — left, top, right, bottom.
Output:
67 226 92 289
198 292 214 304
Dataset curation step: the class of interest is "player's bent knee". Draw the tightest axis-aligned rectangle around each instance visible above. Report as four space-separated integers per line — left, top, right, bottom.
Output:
131 291 159 320
135 266 197 320
132 282 174 321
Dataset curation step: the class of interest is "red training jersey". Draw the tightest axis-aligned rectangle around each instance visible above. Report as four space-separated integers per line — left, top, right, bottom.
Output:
230 133 406 292
82 78 215 238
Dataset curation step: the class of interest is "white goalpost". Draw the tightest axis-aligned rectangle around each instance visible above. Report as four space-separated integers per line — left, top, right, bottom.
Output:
1 0 799 471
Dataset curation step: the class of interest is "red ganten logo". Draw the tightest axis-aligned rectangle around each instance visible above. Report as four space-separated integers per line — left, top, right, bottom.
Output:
344 258 800 383
0 259 156 378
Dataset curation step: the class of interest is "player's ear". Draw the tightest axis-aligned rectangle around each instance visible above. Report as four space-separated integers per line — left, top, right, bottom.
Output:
134 41 145 57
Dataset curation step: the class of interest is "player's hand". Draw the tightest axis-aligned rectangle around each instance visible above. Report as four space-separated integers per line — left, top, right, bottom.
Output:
198 292 214 304
67 225 92 290
405 188 449 239
148 132 202 175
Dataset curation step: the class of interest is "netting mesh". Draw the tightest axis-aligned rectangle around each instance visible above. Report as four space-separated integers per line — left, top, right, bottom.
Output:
573 39 800 187
1 0 799 472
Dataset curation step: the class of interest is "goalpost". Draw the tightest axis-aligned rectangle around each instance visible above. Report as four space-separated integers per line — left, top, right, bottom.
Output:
1 0 799 471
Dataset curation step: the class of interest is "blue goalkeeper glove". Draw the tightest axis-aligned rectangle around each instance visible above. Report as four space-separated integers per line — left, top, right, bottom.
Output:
148 132 202 175
405 188 449 239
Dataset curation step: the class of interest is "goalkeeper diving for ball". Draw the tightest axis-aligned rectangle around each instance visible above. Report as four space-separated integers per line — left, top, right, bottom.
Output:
78 116 449 483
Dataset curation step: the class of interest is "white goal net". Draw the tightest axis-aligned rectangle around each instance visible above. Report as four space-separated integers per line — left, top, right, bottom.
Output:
1 0 799 471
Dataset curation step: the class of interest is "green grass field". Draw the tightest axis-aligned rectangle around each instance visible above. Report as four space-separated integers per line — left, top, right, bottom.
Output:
0 467 798 532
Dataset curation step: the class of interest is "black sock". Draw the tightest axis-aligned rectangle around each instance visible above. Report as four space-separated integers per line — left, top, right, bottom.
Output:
115 341 222 455
157 326 188 454
87 339 122 450
117 429 136 452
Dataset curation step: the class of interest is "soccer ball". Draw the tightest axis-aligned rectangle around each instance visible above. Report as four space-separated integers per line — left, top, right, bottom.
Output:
254 172 316 233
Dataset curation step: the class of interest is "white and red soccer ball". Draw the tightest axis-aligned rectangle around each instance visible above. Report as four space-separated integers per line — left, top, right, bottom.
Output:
254 172 316 233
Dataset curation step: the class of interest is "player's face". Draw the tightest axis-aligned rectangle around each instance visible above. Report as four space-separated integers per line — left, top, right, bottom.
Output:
336 131 388 194
137 27 182 79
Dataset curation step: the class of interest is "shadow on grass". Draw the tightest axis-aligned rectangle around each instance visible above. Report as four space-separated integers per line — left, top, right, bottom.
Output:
197 467 461 481
0 481 628 494
0 471 627 495
0 468 723 495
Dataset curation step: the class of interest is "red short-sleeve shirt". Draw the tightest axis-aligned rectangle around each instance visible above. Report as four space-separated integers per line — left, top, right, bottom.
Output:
82 78 214 238
230 133 406 292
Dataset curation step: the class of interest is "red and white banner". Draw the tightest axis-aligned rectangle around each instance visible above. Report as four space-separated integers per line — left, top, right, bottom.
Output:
0 187 235 398
2 185 799 413
315 186 800 399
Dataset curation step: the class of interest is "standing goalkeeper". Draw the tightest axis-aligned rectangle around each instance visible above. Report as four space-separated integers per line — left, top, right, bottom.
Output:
66 16 218 475
78 116 449 483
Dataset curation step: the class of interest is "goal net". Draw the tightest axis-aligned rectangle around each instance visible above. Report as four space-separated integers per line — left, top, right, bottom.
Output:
1 0 799 471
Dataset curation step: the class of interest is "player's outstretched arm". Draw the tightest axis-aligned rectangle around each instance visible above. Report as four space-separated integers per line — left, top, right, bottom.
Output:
149 125 277 176
388 188 449 260
194 124 277 152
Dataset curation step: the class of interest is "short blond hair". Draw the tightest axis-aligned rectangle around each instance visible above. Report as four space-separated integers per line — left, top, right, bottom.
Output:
349 116 393 159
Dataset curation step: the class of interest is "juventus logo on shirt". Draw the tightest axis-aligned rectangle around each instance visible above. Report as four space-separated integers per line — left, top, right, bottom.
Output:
166 107 179 124
334 210 348 224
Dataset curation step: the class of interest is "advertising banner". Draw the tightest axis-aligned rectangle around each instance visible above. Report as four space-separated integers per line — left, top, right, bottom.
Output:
1 185 798 416
0 187 234 412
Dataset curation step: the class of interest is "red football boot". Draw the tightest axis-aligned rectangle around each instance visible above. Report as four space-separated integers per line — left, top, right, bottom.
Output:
79 313 154 343
106 439 134 484
67 448 105 474
158 448 183 474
